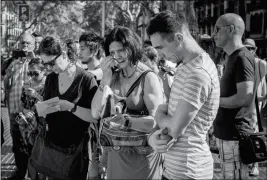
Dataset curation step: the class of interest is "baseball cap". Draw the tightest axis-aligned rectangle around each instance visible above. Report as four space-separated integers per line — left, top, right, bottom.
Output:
244 38 256 48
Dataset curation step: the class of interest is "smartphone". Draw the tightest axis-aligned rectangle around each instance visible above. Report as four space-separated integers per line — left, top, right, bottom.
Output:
12 50 26 59
110 58 119 74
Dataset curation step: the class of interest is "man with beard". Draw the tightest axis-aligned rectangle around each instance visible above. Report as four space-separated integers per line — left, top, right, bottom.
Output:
3 32 35 180
79 32 104 85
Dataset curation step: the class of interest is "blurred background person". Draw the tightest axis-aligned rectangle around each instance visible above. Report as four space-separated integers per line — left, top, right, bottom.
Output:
32 32 43 55
2 32 35 180
79 32 104 85
66 38 84 68
244 38 267 176
17 58 46 179
142 46 173 102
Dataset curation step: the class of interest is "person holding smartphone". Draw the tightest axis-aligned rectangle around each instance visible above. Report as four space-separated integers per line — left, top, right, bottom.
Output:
91 26 164 179
14 58 46 177
3 33 36 180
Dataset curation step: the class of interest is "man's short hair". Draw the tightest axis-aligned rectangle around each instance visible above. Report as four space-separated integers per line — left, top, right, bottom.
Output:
147 10 187 37
79 31 104 60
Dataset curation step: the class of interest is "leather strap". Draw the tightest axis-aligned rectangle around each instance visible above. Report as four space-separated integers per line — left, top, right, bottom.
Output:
125 70 153 98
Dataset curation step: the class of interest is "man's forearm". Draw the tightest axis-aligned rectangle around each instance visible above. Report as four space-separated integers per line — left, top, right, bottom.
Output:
220 95 246 108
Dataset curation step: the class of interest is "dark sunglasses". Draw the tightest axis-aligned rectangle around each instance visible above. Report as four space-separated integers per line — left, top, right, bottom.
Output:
21 41 32 45
247 47 257 51
42 53 61 67
27 71 40 77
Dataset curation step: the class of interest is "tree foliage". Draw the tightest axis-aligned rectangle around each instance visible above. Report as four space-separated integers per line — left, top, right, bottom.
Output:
2 0 198 53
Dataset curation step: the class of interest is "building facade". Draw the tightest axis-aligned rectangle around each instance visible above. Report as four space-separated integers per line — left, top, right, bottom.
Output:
1 5 23 56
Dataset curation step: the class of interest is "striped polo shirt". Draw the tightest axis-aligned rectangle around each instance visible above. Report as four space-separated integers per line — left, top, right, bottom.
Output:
163 53 220 179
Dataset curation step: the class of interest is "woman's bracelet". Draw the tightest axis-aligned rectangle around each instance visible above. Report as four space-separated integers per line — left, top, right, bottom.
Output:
124 115 132 129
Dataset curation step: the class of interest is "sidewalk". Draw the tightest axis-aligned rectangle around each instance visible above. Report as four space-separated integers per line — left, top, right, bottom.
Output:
1 107 267 179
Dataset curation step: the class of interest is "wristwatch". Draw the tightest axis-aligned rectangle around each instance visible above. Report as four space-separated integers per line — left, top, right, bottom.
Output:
70 104 77 113
124 116 132 129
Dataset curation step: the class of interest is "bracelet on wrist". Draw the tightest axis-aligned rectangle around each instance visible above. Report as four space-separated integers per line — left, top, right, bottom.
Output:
124 115 132 129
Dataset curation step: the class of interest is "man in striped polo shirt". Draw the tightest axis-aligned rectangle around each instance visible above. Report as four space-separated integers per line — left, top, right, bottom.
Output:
146 11 220 179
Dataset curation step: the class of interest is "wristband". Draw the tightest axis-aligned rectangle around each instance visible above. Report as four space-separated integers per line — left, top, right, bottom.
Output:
124 115 132 129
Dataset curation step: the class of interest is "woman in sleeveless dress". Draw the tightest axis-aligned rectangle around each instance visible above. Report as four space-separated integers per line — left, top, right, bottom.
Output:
91 26 164 179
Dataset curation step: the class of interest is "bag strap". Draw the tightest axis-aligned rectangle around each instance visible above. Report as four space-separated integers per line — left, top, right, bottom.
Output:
255 93 264 132
125 70 153 98
255 59 264 132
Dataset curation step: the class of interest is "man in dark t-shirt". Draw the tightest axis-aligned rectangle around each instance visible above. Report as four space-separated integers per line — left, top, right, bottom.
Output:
213 13 257 179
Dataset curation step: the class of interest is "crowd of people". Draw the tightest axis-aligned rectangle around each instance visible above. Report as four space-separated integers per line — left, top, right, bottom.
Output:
1 10 267 180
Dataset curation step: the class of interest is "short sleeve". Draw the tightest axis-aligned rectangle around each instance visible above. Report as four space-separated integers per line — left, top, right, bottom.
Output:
180 70 211 110
235 55 255 83
78 76 98 109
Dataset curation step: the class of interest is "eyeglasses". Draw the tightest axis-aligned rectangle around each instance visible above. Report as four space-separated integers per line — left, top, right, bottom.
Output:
27 71 40 77
214 25 232 34
247 47 257 51
21 41 34 45
42 53 61 67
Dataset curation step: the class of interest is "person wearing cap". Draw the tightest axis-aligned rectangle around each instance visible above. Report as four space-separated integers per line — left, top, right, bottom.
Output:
244 38 267 176
244 38 267 102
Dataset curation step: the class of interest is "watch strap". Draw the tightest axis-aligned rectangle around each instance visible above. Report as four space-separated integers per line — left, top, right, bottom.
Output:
70 104 77 113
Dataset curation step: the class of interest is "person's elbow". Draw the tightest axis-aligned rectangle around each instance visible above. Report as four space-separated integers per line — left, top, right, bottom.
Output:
91 108 100 119
238 93 253 107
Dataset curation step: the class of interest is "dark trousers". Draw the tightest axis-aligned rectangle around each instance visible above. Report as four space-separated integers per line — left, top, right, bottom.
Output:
10 113 29 179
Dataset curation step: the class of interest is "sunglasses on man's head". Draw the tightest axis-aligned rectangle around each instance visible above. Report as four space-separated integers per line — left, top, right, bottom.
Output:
42 53 61 67
27 71 40 77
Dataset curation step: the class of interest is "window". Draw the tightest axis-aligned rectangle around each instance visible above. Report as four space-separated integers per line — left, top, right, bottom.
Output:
208 7 211 17
220 4 224 15
214 6 218 19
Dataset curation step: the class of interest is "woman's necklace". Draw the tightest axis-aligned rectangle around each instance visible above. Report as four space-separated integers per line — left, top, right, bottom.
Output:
121 65 137 79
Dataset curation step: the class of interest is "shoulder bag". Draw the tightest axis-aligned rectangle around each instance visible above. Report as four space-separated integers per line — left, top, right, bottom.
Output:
237 60 267 164
28 88 89 179
99 70 154 154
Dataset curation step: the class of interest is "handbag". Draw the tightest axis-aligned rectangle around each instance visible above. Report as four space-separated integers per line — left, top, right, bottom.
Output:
99 70 154 154
28 87 88 179
237 64 267 164
29 132 88 179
